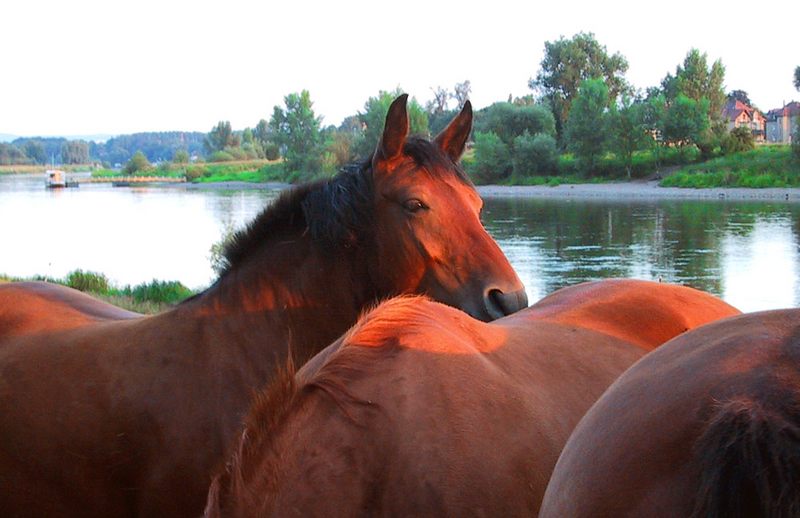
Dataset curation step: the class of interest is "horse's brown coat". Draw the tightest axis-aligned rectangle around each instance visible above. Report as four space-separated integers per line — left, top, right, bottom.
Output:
207 281 740 517
0 97 526 517
524 279 740 350
540 309 800 518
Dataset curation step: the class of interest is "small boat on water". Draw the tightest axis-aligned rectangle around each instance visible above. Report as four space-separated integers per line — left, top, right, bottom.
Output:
45 169 79 189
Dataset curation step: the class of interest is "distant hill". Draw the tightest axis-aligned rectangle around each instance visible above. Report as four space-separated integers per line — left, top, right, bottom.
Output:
0 134 18 143
92 132 206 165
3 132 206 166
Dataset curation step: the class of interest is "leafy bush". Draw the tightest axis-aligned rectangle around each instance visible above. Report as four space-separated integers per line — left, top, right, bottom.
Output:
722 127 755 155
512 132 558 177
474 102 556 146
123 151 152 175
208 150 235 162
126 280 193 304
468 131 512 184
173 149 190 164
659 146 797 188
66 269 110 293
263 142 280 161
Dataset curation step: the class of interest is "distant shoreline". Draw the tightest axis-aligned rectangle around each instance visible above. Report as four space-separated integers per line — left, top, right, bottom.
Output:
475 181 800 202
172 179 800 202
7 171 800 202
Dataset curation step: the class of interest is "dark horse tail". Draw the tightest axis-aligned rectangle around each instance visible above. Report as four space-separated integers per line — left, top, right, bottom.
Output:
690 398 800 518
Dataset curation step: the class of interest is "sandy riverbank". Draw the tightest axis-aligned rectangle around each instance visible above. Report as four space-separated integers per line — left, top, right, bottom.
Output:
476 181 800 202
175 179 800 202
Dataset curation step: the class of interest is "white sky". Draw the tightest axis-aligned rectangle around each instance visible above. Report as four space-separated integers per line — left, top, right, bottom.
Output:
3 0 798 137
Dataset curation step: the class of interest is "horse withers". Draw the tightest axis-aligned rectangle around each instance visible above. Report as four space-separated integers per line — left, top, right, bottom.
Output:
0 95 526 517
540 309 800 518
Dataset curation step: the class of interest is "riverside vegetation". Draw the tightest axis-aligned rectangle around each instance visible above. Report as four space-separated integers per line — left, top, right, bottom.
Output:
4 36 797 189
0 270 193 314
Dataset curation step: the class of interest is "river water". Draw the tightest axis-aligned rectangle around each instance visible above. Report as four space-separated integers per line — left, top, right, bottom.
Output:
2 173 798 313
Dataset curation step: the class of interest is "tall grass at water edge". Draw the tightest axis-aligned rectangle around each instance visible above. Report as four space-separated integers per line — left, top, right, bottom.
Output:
0 270 196 314
660 146 799 188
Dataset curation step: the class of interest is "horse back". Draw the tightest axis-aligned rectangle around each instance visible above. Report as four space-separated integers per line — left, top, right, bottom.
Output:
540 309 800 517
0 281 140 339
210 299 646 516
524 279 740 350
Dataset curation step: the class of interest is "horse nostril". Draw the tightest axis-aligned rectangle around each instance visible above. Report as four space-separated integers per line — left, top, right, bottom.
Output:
485 288 529 320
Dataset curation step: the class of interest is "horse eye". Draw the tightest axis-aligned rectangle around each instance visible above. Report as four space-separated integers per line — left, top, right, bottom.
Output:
402 199 427 213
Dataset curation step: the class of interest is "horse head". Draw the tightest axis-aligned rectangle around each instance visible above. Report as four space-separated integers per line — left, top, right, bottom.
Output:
367 94 527 321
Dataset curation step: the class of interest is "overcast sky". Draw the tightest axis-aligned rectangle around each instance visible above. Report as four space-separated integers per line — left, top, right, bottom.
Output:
3 0 798 137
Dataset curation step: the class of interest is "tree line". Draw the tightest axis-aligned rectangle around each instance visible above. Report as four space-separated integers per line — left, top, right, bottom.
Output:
4 35 798 176
202 33 798 182
0 132 206 167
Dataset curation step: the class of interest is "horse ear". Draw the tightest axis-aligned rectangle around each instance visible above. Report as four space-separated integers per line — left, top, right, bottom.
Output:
373 94 409 165
434 100 472 162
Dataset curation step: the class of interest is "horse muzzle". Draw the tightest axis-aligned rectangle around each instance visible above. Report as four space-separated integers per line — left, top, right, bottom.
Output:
484 287 529 321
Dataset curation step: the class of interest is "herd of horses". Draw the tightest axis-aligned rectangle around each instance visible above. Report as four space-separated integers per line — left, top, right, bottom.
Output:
0 95 797 517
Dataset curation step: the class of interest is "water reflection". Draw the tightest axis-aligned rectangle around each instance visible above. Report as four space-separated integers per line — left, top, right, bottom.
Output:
483 197 800 311
1 174 797 312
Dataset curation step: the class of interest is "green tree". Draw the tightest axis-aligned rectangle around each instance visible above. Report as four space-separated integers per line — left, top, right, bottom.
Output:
23 140 47 164
729 90 754 108
794 66 800 159
530 32 629 139
609 96 648 178
511 132 558 177
204 121 239 155
474 102 556 146
564 78 610 175
641 91 668 169
269 90 323 177
124 150 151 174
661 94 710 153
354 89 428 158
172 149 190 164
469 131 511 184
60 140 89 164
0 143 27 165
661 49 726 123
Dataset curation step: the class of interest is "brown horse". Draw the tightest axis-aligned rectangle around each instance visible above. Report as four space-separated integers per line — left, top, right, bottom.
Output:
0 95 527 518
540 308 800 518
524 279 740 351
205 282 740 517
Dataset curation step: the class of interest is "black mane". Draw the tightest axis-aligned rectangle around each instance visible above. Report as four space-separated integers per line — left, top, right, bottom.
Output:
218 137 471 277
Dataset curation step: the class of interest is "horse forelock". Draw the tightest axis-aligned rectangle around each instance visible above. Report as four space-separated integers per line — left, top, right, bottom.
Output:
401 136 472 186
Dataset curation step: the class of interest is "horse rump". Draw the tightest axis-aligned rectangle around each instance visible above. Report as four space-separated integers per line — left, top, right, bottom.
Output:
691 397 800 518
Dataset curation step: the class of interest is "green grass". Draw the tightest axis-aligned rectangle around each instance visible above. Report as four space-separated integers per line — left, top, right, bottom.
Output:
660 146 799 188
91 160 285 183
1 270 197 314
506 174 592 186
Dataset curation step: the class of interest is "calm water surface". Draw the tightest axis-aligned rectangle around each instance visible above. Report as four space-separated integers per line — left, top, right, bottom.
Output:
2 173 798 312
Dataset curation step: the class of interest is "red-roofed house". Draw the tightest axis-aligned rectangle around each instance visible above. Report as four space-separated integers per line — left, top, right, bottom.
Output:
721 98 766 142
766 102 800 144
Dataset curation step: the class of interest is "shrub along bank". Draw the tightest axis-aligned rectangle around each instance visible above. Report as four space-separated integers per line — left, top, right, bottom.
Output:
0 270 195 314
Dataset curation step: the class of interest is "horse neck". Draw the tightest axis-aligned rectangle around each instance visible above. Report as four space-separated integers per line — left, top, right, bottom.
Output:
183 232 375 369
